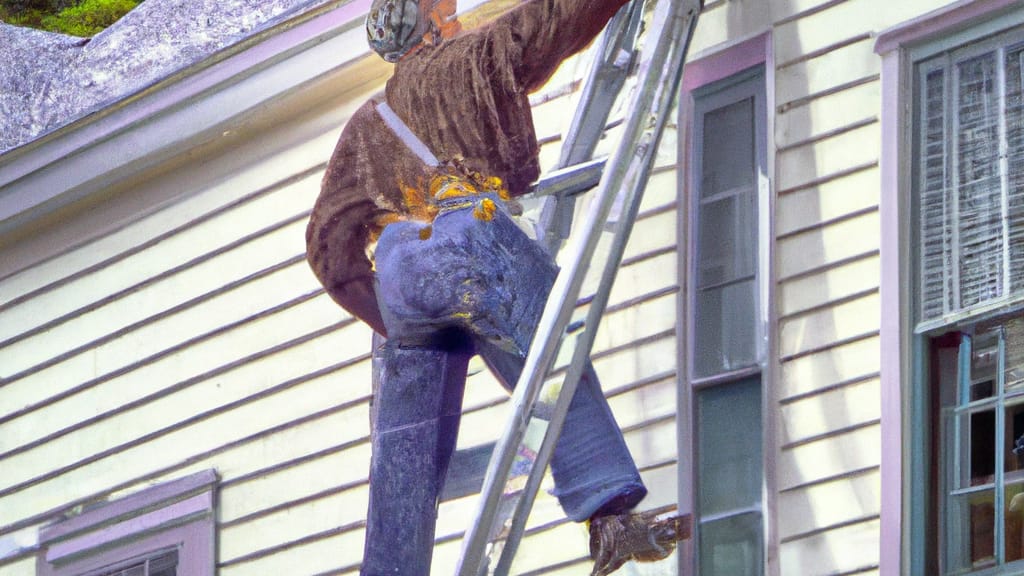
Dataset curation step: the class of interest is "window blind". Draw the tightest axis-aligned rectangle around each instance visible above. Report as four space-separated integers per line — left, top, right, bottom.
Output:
917 41 1024 328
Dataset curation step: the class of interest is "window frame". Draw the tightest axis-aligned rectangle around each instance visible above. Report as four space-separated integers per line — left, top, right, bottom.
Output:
36 470 216 576
679 35 771 576
877 2 1024 574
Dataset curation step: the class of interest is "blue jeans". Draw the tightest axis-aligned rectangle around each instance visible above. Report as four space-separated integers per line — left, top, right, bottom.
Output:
362 197 645 575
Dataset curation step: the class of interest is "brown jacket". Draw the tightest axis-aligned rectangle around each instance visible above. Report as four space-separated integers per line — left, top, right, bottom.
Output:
306 0 629 335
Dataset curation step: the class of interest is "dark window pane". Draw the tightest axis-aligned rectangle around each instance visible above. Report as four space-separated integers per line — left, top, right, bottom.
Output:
694 280 758 378
947 490 997 571
699 512 763 576
697 377 762 516
960 409 996 487
701 97 755 198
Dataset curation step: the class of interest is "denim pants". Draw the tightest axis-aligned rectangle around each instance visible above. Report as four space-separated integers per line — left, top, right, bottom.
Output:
362 197 645 575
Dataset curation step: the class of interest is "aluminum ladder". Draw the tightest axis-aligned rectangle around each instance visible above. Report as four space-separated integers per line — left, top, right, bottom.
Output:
455 0 703 573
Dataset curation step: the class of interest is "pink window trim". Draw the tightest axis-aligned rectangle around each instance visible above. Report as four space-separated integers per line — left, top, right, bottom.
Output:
875 0 1019 55
877 1 1022 574
37 470 217 576
682 33 769 94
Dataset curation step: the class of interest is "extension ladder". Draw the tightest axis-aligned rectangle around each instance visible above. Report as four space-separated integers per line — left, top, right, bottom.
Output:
454 0 703 573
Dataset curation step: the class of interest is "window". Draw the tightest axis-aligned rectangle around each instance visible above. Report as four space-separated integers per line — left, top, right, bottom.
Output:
916 28 1024 330
36 470 216 576
688 67 767 576
929 315 1024 573
908 18 1024 576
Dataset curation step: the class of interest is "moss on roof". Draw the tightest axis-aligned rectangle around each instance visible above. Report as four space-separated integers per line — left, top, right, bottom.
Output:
0 0 335 154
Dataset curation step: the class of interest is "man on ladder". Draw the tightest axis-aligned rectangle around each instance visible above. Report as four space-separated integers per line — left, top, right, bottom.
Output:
306 0 687 573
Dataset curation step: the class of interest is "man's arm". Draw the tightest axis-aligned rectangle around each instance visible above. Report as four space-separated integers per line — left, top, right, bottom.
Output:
491 0 631 93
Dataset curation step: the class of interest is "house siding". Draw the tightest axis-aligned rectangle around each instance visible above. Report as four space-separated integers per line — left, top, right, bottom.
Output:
0 7 682 574
0 0 987 574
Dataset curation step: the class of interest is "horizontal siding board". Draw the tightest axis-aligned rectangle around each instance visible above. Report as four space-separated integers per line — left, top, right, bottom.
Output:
779 518 880 576
0 378 371 528
606 374 677 430
219 487 369 564
1 217 316 388
777 423 881 491
0 131 333 298
218 528 364 576
774 1 885 65
779 334 880 400
591 332 678 393
776 121 880 193
2 256 322 387
0 173 320 348
584 251 677 314
776 38 879 110
776 166 880 238
777 210 880 280
689 0 770 57
508 520 589 574
592 291 680 354
0 293 357 458
779 377 881 446
779 253 880 318
0 556 33 576
777 468 880 541
775 81 879 150
2 332 371 498
779 291 880 358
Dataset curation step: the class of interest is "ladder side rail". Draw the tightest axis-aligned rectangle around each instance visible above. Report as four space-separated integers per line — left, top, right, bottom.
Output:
536 0 644 254
491 2 701 572
456 1 701 573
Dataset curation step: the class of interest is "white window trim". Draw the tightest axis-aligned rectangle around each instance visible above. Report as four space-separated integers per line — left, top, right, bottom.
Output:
877 2 1024 574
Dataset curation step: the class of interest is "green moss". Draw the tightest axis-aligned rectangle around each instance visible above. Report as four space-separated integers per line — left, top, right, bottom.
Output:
1 0 140 36
41 0 140 36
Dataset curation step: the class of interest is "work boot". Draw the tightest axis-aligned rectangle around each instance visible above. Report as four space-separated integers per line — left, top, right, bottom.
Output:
588 511 692 576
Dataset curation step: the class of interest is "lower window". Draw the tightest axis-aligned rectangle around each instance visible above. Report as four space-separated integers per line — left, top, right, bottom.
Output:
36 470 216 576
931 314 1024 573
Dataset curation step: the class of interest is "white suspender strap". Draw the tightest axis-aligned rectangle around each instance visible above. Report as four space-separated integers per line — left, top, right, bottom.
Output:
375 100 440 167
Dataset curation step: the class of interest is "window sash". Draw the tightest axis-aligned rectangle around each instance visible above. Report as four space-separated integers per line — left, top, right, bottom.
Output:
942 318 1024 573
690 69 766 379
915 29 1024 332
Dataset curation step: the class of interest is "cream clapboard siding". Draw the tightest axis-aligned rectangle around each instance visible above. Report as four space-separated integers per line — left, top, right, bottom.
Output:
0 6 681 575
686 0 949 575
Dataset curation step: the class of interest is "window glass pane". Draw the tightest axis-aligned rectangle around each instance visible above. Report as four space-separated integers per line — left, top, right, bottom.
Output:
956 51 1006 308
960 409 996 488
947 489 997 571
699 512 763 576
697 193 756 288
1006 482 1024 562
1006 318 1024 392
1004 45 1024 294
920 67 952 322
694 279 757 378
697 377 762 516
969 329 999 401
701 97 755 198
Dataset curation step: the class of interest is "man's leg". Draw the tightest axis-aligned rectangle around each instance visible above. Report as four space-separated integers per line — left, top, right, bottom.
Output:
374 203 646 521
361 338 471 575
